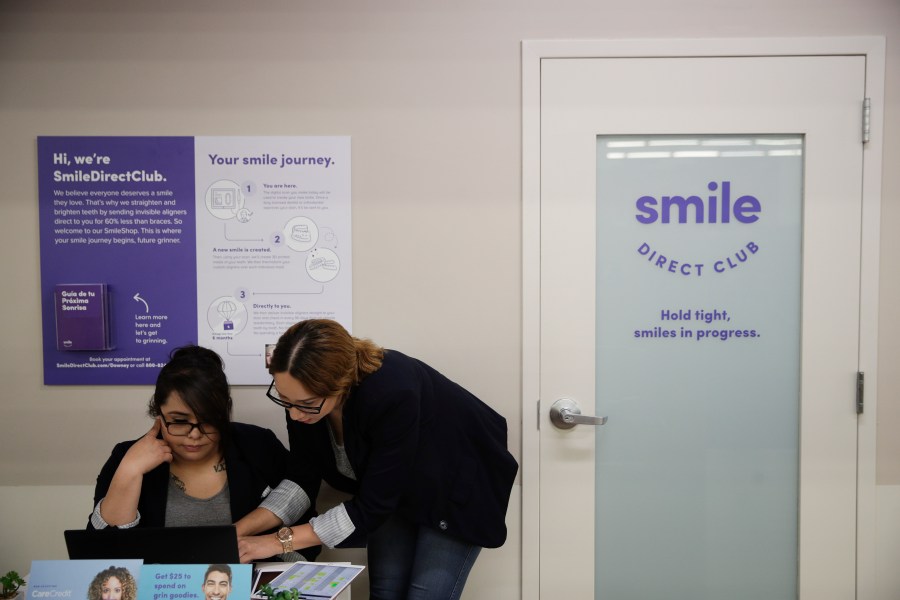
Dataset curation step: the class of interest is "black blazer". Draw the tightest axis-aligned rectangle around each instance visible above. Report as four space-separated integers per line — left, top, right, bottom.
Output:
287 350 518 549
90 422 319 560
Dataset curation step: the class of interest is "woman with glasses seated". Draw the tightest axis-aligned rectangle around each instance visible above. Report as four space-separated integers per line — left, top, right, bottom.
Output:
87 345 318 561
237 319 518 599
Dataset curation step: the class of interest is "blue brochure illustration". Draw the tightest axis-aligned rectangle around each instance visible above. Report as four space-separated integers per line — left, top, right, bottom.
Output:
262 562 363 599
28 559 144 600
138 564 251 600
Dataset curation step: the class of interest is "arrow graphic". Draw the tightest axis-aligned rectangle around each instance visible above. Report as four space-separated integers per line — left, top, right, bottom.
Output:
133 293 149 313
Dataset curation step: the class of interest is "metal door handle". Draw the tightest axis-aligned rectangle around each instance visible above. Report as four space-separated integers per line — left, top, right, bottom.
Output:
550 398 608 429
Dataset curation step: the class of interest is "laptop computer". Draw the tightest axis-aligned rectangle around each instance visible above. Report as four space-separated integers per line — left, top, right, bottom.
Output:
64 525 240 564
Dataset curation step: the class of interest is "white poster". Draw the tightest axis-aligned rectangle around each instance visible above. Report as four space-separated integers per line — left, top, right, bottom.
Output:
194 136 351 384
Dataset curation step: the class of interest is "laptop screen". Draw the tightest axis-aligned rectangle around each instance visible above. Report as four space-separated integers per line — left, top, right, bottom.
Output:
64 525 240 564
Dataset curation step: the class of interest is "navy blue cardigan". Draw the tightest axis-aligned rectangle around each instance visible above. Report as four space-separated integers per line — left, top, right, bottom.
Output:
89 422 319 560
286 350 518 549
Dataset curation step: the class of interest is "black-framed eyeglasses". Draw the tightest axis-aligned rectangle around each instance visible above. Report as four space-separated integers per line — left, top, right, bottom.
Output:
162 419 212 436
266 380 327 414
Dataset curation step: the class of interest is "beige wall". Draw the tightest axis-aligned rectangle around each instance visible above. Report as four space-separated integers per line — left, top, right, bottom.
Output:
1 0 898 598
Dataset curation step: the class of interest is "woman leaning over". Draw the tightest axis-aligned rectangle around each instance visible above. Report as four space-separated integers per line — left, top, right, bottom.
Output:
88 345 317 561
239 319 518 600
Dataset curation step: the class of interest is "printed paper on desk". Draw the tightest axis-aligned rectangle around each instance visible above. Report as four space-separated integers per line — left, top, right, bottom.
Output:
137 564 251 600
263 562 363 599
28 559 144 600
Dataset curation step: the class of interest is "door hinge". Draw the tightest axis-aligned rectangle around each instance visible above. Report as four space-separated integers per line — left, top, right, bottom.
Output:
856 371 865 414
862 98 871 144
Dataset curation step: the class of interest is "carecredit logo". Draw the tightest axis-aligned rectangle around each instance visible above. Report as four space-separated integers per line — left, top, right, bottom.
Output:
635 180 758 277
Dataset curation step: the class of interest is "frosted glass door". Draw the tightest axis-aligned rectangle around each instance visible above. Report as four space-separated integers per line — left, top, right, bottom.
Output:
534 52 865 600
595 134 802 599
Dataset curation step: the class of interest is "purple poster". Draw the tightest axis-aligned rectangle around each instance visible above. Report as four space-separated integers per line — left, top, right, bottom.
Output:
39 137 197 384
38 136 353 385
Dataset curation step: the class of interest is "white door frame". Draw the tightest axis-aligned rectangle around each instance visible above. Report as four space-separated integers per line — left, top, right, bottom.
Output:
521 37 884 600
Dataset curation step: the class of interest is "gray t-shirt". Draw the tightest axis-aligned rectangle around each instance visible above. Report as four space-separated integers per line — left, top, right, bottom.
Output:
164 476 232 527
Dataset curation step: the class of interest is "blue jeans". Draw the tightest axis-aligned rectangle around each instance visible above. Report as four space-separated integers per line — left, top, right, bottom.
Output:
366 513 482 600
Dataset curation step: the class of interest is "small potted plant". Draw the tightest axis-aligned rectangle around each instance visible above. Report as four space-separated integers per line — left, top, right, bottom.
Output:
0 571 25 600
257 583 299 600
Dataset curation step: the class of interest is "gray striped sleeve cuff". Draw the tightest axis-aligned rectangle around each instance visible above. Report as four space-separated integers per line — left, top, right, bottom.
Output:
90 499 140 529
258 479 310 525
309 504 355 548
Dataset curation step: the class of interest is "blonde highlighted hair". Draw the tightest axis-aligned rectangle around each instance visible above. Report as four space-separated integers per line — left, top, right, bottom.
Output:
269 319 383 399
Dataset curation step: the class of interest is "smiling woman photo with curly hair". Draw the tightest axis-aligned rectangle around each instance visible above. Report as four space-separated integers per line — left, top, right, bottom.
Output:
87 566 137 600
